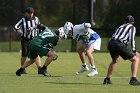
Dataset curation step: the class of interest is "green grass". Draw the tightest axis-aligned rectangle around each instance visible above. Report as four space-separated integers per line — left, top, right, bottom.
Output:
0 52 140 93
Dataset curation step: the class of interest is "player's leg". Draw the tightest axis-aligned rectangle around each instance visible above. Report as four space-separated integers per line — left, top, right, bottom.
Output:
20 40 29 74
34 56 42 74
103 40 120 84
40 51 56 76
16 59 35 76
129 52 140 85
86 45 98 77
35 56 41 68
76 46 89 74
103 56 120 84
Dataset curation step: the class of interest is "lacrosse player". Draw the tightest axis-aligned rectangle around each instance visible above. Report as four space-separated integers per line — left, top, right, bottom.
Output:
63 22 101 77
16 25 67 76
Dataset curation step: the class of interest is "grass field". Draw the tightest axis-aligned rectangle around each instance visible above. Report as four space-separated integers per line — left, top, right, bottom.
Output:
0 52 140 93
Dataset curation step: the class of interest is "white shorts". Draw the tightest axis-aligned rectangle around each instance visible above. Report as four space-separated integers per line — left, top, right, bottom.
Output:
82 38 101 51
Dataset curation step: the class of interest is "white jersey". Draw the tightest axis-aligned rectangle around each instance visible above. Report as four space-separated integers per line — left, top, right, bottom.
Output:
72 23 101 51
72 23 96 40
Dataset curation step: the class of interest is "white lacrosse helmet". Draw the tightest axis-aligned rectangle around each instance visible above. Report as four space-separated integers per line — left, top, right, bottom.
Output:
58 27 67 39
63 22 73 35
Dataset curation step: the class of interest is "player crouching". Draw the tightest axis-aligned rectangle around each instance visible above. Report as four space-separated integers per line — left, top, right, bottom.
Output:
16 25 66 76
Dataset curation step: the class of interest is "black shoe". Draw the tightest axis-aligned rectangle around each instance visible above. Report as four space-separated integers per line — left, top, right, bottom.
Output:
38 68 46 74
38 68 51 77
16 68 24 76
103 77 112 84
21 70 27 74
129 78 140 86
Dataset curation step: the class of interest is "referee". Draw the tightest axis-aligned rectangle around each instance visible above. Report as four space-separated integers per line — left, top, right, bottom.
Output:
13 7 41 74
103 15 140 85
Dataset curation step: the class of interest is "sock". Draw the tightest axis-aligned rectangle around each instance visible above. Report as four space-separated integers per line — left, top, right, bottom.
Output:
42 66 47 70
38 66 41 69
91 65 96 70
19 67 24 71
82 63 87 67
82 65 86 67
131 77 136 80
106 77 110 79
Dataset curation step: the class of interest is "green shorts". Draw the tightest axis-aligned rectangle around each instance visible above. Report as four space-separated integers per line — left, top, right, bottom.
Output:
28 44 50 59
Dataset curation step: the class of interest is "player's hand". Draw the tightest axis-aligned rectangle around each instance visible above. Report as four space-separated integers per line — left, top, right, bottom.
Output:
17 30 23 36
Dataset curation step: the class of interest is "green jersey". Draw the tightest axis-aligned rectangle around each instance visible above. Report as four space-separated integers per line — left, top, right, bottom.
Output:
30 27 58 48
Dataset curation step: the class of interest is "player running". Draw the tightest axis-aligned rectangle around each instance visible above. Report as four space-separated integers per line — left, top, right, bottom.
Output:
16 25 67 76
63 22 101 77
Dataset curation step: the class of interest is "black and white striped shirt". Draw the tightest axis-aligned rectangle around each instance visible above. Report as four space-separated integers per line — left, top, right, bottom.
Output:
13 16 40 40
112 23 136 51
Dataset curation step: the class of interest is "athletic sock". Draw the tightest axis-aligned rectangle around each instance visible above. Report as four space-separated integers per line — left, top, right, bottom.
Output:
131 77 136 80
19 67 24 71
91 66 96 70
42 66 47 70
82 63 87 67
38 66 41 69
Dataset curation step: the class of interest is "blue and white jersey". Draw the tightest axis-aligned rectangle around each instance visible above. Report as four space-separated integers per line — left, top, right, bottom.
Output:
72 23 101 50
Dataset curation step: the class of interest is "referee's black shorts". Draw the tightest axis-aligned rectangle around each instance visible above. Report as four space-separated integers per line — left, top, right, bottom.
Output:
108 39 135 61
21 38 31 57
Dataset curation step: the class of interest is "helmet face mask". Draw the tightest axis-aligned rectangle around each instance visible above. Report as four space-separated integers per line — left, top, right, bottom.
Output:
64 22 73 35
58 27 67 40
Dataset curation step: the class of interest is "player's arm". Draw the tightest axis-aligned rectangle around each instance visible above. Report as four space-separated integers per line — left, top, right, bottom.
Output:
13 19 23 36
129 26 136 53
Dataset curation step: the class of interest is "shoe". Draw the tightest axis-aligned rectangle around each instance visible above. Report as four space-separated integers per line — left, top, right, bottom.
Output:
21 70 27 74
76 65 89 74
38 68 46 74
16 68 24 76
129 78 140 86
103 77 112 84
38 68 51 77
87 69 98 77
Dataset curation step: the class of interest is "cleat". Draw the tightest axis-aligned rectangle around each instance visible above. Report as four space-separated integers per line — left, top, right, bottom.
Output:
87 69 98 77
38 68 46 74
21 70 27 74
38 68 51 77
129 78 140 86
77 65 89 74
103 77 112 84
16 68 24 76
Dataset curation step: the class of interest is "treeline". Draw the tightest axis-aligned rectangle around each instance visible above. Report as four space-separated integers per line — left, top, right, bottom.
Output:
0 0 140 29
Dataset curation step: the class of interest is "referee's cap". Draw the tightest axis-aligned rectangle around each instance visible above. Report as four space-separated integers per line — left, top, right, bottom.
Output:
25 7 34 13
125 15 134 23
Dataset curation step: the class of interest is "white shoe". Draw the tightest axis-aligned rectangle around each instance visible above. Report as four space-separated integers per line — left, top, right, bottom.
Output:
87 69 98 77
76 66 89 74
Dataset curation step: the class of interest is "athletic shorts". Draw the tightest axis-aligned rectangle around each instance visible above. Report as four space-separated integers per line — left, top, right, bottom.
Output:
21 39 31 57
28 44 50 59
108 39 135 61
82 38 101 51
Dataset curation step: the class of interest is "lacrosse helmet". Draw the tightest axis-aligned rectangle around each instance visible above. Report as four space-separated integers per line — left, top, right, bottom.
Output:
58 27 67 39
63 22 73 35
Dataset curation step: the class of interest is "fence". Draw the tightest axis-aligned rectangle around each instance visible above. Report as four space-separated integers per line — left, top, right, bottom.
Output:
0 26 140 52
